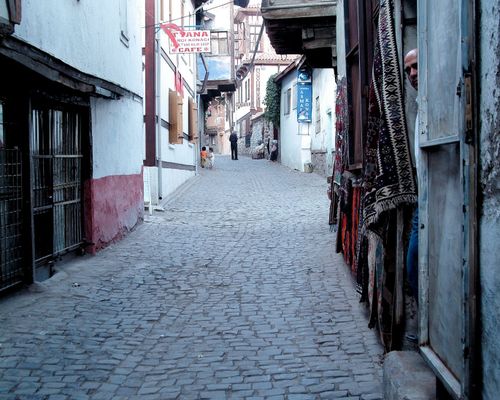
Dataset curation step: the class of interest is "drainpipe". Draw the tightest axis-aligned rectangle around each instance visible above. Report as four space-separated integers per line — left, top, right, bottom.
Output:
156 0 163 201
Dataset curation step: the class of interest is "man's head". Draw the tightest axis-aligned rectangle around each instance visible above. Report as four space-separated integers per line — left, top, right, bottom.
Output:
404 48 418 90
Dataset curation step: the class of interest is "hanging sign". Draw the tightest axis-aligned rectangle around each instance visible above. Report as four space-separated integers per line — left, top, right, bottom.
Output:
297 65 312 123
162 23 211 54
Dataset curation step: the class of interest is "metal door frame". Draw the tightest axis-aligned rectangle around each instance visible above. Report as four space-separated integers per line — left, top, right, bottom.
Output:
417 0 478 398
29 97 87 272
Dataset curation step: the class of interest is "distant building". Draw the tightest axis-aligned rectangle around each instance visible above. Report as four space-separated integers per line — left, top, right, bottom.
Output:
233 0 296 154
275 57 336 174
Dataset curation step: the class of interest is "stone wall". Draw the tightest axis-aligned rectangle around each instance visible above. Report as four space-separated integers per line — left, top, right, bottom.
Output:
311 150 335 177
238 116 273 158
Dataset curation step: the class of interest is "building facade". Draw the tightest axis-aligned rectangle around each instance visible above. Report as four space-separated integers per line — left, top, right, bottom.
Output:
196 0 237 156
144 0 202 205
276 59 336 175
275 57 335 176
233 0 296 154
0 0 144 289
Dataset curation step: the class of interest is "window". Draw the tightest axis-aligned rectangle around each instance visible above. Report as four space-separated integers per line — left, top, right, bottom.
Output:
245 80 250 102
169 90 183 144
160 0 165 21
284 88 291 115
119 0 129 47
249 20 263 53
188 97 198 143
1 0 21 25
315 96 321 133
181 0 185 28
211 31 229 55
292 83 297 110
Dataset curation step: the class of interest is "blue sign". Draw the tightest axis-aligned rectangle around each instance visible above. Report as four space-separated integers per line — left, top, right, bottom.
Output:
297 66 312 123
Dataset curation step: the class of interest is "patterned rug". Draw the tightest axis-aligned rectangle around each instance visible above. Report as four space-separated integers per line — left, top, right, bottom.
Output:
362 0 417 236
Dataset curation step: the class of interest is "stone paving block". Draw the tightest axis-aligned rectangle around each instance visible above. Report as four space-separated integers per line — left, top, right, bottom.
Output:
0 156 384 399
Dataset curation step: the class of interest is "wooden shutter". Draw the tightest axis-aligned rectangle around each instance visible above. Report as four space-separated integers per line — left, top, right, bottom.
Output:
169 89 183 144
7 0 22 24
176 93 183 144
188 97 198 143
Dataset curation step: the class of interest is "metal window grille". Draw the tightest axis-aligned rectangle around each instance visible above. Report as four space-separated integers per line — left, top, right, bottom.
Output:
0 149 24 292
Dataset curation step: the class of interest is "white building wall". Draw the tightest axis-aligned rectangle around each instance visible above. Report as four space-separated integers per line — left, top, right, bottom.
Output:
258 65 281 108
14 0 143 96
279 72 311 172
145 0 198 201
14 0 145 180
310 69 336 151
91 97 144 178
279 68 335 174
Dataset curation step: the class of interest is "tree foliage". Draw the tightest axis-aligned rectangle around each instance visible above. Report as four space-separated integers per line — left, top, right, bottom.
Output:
263 74 280 127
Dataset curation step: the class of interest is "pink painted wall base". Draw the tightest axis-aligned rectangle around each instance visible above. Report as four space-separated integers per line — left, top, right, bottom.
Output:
84 172 144 253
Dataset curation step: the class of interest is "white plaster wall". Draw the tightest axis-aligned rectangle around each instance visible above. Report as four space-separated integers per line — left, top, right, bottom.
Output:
479 1 500 398
14 0 143 95
310 69 336 152
91 96 144 178
161 168 196 198
259 65 280 108
279 72 311 172
206 0 231 30
158 46 197 167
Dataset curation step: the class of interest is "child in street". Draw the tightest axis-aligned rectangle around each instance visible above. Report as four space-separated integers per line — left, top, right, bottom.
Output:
207 147 215 169
200 146 207 168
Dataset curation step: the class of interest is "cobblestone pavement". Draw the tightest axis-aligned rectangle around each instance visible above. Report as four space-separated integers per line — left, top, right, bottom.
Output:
0 156 384 400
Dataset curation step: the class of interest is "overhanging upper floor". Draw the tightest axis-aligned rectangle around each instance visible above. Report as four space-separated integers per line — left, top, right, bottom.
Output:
261 0 337 68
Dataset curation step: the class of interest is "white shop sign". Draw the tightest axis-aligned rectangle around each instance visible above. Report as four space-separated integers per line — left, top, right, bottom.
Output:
168 30 211 54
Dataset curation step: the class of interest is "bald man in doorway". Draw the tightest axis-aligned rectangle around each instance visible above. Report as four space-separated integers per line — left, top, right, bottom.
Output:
404 48 419 305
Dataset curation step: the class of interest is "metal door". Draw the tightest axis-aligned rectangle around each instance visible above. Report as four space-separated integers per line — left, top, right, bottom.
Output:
31 106 83 269
417 0 477 398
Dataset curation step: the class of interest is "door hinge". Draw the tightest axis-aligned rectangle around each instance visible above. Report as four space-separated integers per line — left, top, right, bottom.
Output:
464 73 473 144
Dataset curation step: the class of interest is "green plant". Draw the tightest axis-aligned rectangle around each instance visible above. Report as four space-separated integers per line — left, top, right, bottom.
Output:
263 74 280 127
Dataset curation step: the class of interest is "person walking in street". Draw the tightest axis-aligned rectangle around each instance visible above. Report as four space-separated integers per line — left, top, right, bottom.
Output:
229 131 238 160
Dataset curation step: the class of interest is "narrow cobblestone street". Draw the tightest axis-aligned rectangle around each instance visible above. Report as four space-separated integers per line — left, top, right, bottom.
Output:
0 156 384 400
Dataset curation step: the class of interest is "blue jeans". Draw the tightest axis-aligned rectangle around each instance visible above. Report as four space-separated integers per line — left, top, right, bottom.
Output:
407 208 418 302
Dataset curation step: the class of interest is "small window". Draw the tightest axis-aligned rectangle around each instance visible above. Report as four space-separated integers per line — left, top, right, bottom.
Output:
160 0 165 21
315 96 321 133
249 21 263 53
284 88 291 115
292 83 297 110
211 31 229 55
119 0 129 47
181 0 185 28
246 80 250 102
188 97 198 143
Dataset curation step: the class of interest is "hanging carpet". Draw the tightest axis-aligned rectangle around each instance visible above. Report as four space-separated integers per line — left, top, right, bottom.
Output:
362 0 417 238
